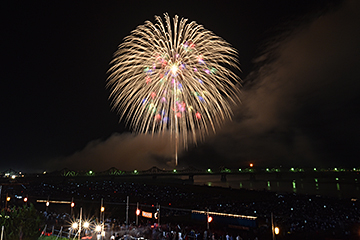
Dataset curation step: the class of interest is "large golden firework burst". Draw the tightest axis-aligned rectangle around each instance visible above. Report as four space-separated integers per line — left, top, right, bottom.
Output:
107 13 241 165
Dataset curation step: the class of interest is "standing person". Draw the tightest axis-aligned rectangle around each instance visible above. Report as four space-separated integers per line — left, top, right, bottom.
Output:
203 231 207 240
115 233 120 240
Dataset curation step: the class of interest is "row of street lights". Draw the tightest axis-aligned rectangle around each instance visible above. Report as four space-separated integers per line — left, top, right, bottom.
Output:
68 199 280 238
70 207 105 240
38 196 280 238
4 194 28 209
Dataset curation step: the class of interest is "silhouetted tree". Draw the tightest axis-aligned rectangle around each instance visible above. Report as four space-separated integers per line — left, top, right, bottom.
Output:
0 204 43 240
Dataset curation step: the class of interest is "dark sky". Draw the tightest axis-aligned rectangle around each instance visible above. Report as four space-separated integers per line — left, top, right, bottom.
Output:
2 0 360 172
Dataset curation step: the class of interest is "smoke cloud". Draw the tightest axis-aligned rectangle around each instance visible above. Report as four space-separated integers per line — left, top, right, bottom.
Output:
192 0 360 167
47 133 177 171
51 0 360 170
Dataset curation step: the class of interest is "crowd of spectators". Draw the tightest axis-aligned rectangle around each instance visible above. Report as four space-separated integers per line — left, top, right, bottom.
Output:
7 176 360 239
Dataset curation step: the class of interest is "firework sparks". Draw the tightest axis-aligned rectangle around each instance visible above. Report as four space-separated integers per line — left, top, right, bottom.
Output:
107 13 241 165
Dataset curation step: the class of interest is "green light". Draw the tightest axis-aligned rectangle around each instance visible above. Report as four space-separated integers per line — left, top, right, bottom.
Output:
335 178 339 181
89 170 93 174
334 168 338 171
266 168 269 172
315 178 318 183
267 181 271 187
134 170 138 174
207 168 212 172
173 169 177 173
313 168 317 171
354 168 356 171
290 168 294 171
238 168 242 172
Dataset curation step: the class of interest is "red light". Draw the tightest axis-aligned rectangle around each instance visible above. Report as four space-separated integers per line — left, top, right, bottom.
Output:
71 202 75 208
136 209 140 216
196 112 201 119
208 216 213 223
250 163 254 167
23 197 28 202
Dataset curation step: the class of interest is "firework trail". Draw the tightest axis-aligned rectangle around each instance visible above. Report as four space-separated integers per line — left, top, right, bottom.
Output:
108 13 241 165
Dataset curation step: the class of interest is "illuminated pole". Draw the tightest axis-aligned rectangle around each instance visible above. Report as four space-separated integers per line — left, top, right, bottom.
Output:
126 196 129 228
136 202 139 226
57 226 63 240
100 198 103 220
100 198 104 240
1 226 4 240
271 212 275 240
102 209 105 235
78 207 82 240
206 208 209 230
40 225 47 238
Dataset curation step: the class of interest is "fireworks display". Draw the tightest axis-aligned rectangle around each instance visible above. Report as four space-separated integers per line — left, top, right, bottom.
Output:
107 13 241 165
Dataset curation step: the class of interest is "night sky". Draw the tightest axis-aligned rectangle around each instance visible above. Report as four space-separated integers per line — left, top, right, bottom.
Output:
2 0 360 172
